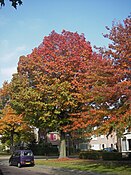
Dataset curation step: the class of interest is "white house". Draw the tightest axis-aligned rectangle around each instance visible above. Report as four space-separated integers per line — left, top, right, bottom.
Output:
89 133 117 150
121 131 131 157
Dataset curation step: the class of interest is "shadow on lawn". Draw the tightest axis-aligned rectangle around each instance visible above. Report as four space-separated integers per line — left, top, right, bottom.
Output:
68 159 131 174
36 158 131 175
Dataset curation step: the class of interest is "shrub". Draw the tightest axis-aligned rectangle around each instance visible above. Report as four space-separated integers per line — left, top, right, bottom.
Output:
79 150 101 160
28 141 59 156
128 152 131 160
102 152 122 160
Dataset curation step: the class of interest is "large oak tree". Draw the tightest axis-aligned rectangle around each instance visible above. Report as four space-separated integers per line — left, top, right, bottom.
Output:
11 30 120 157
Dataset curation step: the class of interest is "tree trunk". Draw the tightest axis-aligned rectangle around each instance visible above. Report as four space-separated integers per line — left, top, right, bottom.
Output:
10 130 14 153
116 131 122 152
117 134 122 152
59 131 66 158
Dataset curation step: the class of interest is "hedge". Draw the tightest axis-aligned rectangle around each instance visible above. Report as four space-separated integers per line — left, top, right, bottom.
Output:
102 152 122 160
79 150 123 160
79 150 101 160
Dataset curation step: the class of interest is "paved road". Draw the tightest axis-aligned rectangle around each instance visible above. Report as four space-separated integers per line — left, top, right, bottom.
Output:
0 156 104 175
0 165 48 175
0 164 100 175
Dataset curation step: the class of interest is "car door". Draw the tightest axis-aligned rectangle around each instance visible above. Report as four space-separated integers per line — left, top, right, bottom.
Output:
13 151 20 165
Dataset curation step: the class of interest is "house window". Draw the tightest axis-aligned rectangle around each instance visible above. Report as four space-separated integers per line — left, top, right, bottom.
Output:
101 135 104 138
102 144 105 149
79 143 88 151
50 133 57 141
122 137 127 151
91 144 99 150
92 135 97 140
128 139 131 150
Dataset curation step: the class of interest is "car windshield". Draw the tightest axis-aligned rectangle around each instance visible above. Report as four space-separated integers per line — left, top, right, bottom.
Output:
22 151 33 156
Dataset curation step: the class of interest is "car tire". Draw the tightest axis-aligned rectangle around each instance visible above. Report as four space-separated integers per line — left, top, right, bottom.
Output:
17 163 21 168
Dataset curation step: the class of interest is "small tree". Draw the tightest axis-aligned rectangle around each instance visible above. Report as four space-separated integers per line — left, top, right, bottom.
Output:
0 105 33 152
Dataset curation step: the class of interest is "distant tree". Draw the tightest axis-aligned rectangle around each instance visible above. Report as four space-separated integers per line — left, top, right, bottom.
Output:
93 15 131 151
0 81 10 111
97 15 131 134
102 15 131 77
0 0 22 9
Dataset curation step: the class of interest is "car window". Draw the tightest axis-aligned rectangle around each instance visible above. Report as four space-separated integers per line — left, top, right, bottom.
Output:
13 152 20 156
22 151 33 156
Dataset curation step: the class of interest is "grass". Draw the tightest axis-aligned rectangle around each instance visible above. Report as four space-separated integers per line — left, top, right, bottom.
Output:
35 158 131 175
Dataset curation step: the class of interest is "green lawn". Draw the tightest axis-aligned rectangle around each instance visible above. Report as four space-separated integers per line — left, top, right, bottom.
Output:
35 158 131 175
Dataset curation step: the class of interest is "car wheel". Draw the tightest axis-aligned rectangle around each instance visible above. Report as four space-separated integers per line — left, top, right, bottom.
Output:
17 163 21 168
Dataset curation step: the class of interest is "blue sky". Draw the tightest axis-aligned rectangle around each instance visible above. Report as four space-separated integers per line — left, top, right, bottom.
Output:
0 0 130 88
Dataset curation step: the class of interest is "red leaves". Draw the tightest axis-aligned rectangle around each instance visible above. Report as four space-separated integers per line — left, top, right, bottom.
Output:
30 30 92 76
16 26 131 136
103 15 131 71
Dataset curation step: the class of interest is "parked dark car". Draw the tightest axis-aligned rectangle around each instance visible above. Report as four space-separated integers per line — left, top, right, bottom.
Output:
9 150 35 168
103 147 118 152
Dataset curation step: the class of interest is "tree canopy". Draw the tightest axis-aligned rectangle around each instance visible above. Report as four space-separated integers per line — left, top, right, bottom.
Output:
13 30 114 134
13 17 131 138
94 15 131 136
0 104 34 150
0 0 22 9
10 29 127 157
10 30 107 157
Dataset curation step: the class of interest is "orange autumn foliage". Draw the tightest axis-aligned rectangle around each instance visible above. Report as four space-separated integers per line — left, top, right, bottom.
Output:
0 105 30 134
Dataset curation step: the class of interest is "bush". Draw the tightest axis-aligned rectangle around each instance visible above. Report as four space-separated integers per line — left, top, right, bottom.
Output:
79 150 101 160
128 152 131 160
28 141 59 156
102 152 122 160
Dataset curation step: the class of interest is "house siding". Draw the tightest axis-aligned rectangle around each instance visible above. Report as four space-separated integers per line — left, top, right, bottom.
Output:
89 133 117 150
